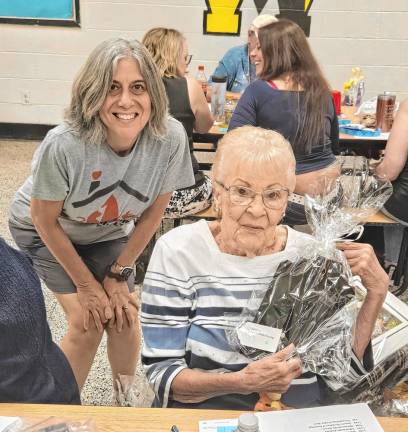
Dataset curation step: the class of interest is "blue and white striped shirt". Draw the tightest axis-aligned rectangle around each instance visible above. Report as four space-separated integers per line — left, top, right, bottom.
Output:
141 220 371 409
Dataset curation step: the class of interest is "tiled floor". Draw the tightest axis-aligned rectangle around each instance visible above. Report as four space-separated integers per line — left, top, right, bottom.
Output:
0 139 152 406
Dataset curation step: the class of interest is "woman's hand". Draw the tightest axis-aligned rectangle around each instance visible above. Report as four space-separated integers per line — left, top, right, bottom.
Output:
337 242 389 300
238 344 302 394
103 277 139 332
76 279 112 332
337 242 389 359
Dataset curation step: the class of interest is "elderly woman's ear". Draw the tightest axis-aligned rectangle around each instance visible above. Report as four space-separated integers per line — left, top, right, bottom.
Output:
211 177 222 218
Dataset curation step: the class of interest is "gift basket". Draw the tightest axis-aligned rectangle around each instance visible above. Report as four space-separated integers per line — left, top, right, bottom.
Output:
227 163 393 397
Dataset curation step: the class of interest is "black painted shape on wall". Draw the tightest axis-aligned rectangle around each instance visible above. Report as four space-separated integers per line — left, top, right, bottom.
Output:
253 0 268 14
276 0 313 37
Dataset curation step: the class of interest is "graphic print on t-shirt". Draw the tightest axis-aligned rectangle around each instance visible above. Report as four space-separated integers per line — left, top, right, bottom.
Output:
89 170 102 194
72 170 149 226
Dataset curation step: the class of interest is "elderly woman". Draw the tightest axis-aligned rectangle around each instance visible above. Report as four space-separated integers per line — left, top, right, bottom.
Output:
9 38 194 405
229 20 340 226
141 126 388 410
143 27 213 218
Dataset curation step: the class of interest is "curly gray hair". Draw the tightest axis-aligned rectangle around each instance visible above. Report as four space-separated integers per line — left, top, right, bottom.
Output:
65 38 168 144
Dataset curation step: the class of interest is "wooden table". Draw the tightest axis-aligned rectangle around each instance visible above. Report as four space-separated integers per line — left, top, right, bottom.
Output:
194 151 215 169
0 404 407 432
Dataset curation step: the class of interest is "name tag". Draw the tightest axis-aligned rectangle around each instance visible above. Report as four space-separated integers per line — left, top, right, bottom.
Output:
237 322 282 353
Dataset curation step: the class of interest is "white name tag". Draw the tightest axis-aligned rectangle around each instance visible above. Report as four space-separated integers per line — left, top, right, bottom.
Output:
237 322 282 353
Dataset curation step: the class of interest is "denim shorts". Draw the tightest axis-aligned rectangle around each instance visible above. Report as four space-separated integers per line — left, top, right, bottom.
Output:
9 222 135 294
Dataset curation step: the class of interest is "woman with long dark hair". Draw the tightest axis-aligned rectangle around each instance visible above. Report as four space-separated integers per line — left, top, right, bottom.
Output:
229 19 339 225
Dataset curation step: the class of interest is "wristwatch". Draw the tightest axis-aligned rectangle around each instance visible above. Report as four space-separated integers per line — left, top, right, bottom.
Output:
106 261 134 282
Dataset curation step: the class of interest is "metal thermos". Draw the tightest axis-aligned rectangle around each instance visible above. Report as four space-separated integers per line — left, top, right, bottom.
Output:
376 92 396 132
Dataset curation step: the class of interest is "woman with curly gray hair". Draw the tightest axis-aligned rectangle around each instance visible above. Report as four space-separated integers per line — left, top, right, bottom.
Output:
9 38 194 405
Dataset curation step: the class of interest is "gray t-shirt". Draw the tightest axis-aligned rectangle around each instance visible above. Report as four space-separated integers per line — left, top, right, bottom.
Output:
10 118 195 244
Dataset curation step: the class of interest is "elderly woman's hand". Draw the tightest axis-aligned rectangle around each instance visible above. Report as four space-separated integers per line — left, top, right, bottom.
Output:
103 277 139 332
76 279 112 332
238 345 302 394
337 242 389 300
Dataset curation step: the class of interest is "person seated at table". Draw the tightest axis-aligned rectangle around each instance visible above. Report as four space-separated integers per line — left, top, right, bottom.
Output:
143 27 213 218
376 98 408 265
141 126 388 410
210 14 277 93
0 236 80 404
228 19 339 226
9 38 194 406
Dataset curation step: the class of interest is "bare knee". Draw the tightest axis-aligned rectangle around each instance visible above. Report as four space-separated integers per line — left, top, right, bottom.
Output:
55 292 104 347
67 312 104 347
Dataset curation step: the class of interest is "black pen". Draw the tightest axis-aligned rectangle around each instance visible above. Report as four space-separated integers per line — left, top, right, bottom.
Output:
170 425 180 432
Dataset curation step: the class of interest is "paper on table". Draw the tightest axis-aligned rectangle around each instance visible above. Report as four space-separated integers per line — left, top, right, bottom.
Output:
199 418 237 432
0 417 23 432
256 403 383 432
199 403 383 432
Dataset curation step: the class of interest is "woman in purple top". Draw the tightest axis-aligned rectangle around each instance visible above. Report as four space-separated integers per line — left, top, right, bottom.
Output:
229 20 339 225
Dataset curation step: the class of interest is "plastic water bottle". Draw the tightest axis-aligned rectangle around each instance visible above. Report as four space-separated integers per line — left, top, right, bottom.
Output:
355 79 365 107
196 65 208 96
236 413 259 432
210 75 227 125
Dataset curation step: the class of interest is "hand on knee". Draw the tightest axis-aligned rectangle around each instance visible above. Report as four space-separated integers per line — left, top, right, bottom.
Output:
68 312 104 345
108 303 139 334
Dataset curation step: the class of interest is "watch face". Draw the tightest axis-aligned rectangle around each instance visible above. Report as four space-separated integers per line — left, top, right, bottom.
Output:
121 267 134 280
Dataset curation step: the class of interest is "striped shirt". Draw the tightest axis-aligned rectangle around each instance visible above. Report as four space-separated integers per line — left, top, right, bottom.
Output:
141 220 372 409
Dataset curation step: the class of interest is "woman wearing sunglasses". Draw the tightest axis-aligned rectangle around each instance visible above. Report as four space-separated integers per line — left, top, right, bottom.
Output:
143 27 214 218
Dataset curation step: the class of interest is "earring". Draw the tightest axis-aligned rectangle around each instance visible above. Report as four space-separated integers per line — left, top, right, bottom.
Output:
213 200 222 219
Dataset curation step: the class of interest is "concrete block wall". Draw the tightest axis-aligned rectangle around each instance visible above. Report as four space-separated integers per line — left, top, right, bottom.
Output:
0 0 407 126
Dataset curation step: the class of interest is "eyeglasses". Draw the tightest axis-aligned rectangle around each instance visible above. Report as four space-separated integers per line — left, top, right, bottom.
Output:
184 54 193 66
216 181 289 210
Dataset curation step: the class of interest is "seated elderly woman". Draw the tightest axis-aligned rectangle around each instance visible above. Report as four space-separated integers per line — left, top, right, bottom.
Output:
141 126 389 410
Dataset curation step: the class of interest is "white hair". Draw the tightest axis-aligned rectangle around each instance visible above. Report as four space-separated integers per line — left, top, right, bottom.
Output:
212 126 296 188
249 14 278 35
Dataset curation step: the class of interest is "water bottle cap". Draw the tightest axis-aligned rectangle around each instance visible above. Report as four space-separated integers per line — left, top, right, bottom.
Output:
212 75 227 83
198 65 205 70
238 413 259 432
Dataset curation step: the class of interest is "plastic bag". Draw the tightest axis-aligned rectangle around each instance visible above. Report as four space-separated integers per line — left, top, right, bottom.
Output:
227 164 393 387
336 345 408 407
376 398 408 417
17 417 97 432
327 287 408 406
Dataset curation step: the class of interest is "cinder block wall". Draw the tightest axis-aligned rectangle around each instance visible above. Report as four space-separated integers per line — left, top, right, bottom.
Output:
0 0 407 126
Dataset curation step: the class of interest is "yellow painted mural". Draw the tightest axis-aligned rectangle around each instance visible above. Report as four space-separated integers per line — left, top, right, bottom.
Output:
204 0 243 35
203 0 315 37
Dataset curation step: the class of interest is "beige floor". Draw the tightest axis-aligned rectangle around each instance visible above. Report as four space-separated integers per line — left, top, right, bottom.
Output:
0 139 152 406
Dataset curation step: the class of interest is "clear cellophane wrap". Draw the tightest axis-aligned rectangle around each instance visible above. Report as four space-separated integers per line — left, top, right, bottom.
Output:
227 162 393 389
13 417 97 432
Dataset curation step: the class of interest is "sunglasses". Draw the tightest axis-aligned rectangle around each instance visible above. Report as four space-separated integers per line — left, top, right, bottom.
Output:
184 54 193 66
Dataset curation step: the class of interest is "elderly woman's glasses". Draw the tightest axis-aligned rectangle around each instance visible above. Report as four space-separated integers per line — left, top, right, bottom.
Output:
216 181 289 210
185 54 193 66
